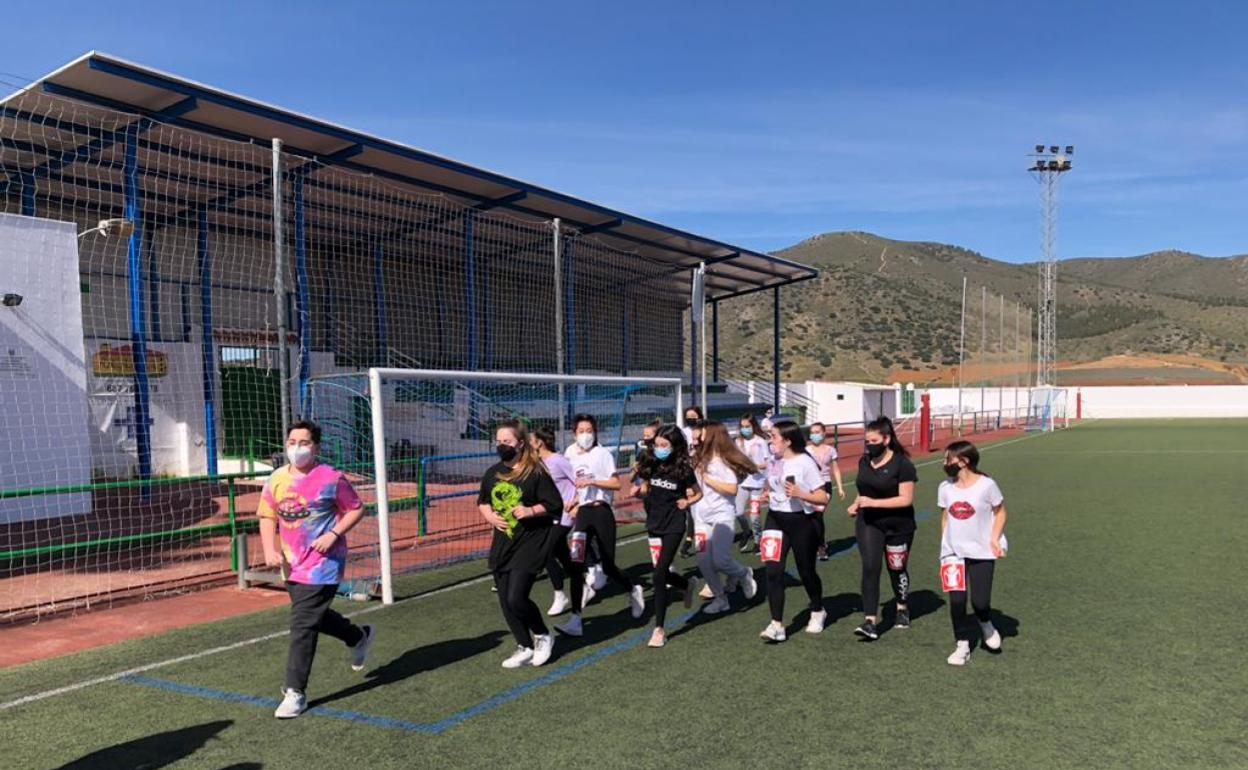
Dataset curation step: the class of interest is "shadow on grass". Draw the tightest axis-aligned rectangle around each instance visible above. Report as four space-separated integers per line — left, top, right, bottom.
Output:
53 720 233 770
310 630 507 709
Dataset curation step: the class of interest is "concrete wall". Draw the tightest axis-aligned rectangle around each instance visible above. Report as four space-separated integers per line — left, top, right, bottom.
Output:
920 385 1248 419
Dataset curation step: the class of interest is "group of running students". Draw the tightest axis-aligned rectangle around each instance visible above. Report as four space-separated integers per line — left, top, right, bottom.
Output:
258 413 1008 717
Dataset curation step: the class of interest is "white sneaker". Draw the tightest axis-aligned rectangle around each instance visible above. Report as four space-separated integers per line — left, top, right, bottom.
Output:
760 620 787 642
502 646 534 669
629 584 645 619
698 583 715 600
554 614 583 637
547 591 570 616
581 583 598 607
947 640 972 666
590 565 607 591
274 688 306 719
349 624 375 671
531 634 554 667
980 622 1002 651
741 569 758 600
683 577 700 609
805 609 827 634
702 597 731 615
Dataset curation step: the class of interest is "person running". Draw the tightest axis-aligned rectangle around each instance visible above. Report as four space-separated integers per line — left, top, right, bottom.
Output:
847 416 918 641
478 420 564 669
533 426 583 627
259 420 376 719
938 440 1009 666
680 420 706 557
691 421 759 613
735 414 770 553
808 422 846 560
758 421 829 642
565 414 646 619
635 425 702 647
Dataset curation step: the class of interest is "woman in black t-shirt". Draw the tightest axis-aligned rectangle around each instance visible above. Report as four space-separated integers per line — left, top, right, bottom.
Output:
636 424 703 648
477 420 564 669
847 416 918 641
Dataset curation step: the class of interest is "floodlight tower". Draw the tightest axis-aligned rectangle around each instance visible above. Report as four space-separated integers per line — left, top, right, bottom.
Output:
1028 144 1073 387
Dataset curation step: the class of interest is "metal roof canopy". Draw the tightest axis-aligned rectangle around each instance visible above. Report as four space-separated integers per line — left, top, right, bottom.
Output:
1 52 818 302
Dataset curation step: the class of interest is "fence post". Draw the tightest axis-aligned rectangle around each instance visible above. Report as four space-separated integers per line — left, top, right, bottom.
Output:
919 393 931 453
227 477 238 572
271 138 292 430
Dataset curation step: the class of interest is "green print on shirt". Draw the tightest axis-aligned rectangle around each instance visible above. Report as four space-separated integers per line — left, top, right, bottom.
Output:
490 480 522 538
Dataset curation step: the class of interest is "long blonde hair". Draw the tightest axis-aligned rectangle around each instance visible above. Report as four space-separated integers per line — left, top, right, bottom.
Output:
497 420 546 483
694 421 757 481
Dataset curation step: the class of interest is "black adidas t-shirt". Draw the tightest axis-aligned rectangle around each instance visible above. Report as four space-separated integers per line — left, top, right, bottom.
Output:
642 467 698 536
477 461 563 572
856 451 918 524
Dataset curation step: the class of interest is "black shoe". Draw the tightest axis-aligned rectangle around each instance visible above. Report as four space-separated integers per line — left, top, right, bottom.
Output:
739 537 756 554
679 541 696 559
894 609 911 629
854 619 879 640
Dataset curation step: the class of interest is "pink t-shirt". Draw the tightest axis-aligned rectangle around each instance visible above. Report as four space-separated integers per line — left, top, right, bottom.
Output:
257 463 363 585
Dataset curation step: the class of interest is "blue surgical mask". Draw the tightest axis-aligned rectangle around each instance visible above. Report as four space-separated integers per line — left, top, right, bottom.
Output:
740 427 754 439
810 432 824 445
654 446 673 460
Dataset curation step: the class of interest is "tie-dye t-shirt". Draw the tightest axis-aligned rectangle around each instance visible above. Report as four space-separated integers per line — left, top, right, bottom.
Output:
257 463 363 585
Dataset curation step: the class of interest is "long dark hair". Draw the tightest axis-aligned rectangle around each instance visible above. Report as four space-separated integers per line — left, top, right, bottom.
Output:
944 440 985 475
738 413 766 441
865 416 909 457
772 420 810 458
684 405 705 422
533 425 558 453
638 424 693 480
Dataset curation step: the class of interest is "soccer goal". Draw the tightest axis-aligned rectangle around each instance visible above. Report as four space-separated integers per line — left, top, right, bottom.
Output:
1024 387 1070 432
305 369 684 604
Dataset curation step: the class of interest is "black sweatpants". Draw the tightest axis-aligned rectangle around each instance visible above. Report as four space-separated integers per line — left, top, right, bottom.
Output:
949 558 995 641
286 582 365 692
650 531 688 627
572 503 634 589
763 510 824 622
856 515 914 617
546 524 584 612
494 569 547 648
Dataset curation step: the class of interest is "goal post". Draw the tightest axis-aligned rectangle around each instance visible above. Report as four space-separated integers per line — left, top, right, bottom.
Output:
360 369 684 605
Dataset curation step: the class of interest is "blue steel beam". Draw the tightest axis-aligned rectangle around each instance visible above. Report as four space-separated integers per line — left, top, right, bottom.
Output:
123 124 154 489
293 174 311 415
197 208 219 477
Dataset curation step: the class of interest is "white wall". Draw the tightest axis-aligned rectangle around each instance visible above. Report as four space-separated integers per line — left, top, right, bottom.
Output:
805 382 901 426
1079 386 1248 418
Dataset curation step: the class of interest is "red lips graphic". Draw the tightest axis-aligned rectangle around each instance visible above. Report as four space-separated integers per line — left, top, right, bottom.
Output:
949 501 975 521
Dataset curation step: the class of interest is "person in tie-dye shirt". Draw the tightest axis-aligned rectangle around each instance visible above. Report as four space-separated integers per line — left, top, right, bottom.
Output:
258 420 377 718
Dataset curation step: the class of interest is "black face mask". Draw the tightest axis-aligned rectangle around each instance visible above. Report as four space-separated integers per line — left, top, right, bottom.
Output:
496 444 518 462
865 442 887 459
944 463 962 477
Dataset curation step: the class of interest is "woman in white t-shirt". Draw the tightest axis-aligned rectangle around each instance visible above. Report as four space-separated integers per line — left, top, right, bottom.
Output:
758 421 829 642
691 421 759 614
937 440 1009 666
734 414 770 553
807 422 846 560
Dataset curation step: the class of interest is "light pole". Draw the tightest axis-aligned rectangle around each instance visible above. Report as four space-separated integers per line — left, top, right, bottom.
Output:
1028 144 1074 389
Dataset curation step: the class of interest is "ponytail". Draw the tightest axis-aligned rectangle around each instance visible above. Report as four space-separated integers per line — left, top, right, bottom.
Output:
865 416 908 457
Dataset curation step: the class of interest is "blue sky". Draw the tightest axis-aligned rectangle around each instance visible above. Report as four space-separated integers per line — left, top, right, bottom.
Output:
3 1 1246 261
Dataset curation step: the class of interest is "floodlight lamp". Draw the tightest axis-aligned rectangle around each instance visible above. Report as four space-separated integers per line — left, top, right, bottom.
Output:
1061 160 1072 170
1035 144 1045 153
2 293 23 308
1048 160 1060 170
1049 145 1059 153
1065 145 1074 155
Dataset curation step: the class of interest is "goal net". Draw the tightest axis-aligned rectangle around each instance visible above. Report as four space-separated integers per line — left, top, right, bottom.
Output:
1024 387 1070 432
304 369 683 603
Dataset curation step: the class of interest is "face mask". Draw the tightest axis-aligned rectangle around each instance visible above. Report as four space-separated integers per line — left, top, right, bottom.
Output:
810 432 824 445
496 444 518 462
944 462 962 477
865 443 886 459
654 446 673 460
286 445 314 469
740 427 753 439
576 432 595 450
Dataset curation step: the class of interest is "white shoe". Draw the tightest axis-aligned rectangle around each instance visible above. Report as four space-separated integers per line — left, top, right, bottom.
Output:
684 577 700 609
741 570 758 600
947 641 972 666
349 624 375 671
547 591 570 616
805 609 827 634
698 583 715 600
554 614 583 637
581 583 597 607
702 597 731 615
502 645 534 669
980 622 1002 651
760 620 787 642
274 688 306 719
531 634 554 666
590 565 607 591
629 585 645 619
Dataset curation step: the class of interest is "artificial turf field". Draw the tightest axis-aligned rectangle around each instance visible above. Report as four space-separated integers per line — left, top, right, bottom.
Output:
1 419 1245 770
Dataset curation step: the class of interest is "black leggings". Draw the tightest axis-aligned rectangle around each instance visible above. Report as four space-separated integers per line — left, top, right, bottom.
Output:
546 524 584 613
494 569 547 648
650 531 688 627
856 515 914 616
572 503 634 589
285 582 364 691
949 558 995 641
763 511 824 622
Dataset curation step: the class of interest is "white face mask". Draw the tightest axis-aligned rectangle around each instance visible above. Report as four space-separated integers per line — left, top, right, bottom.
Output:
286 444 315 469
575 432 595 450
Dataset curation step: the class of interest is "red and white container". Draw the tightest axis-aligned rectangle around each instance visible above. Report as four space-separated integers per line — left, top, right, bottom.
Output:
940 556 966 593
759 529 784 563
648 537 663 567
886 544 908 571
569 531 588 563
